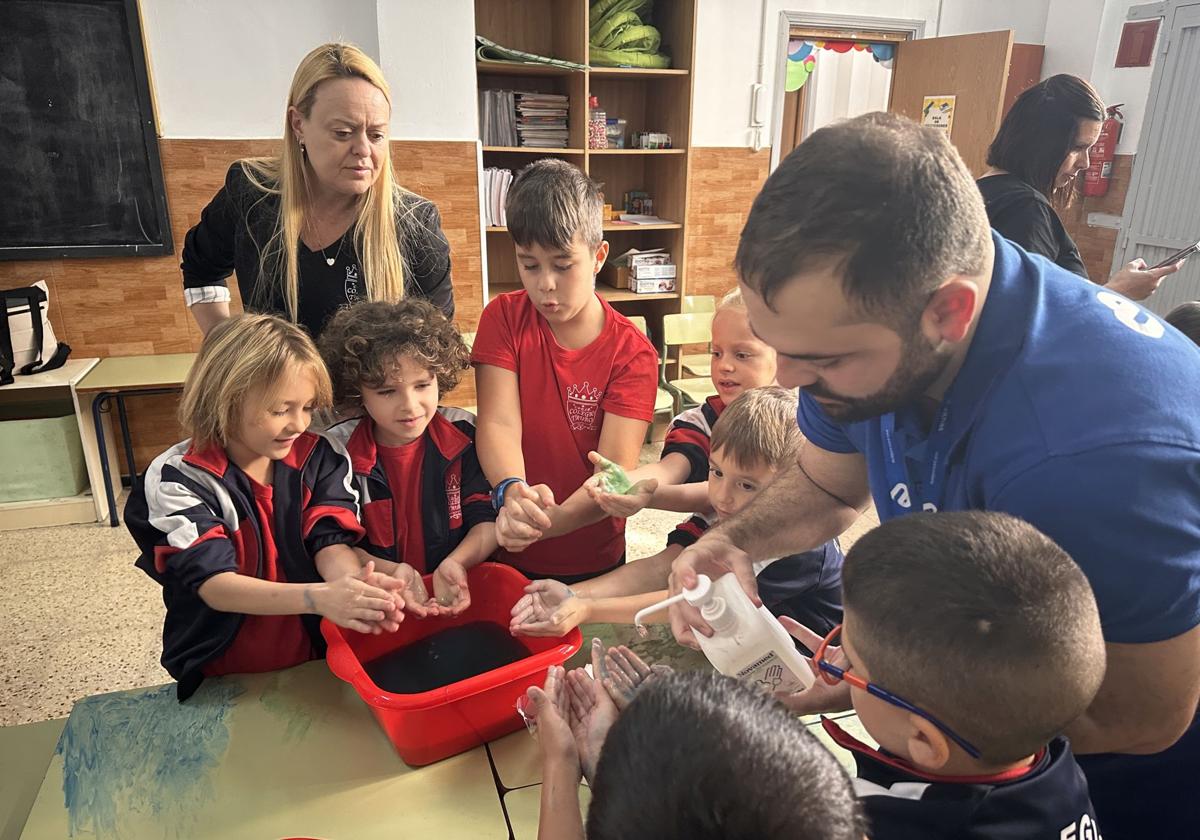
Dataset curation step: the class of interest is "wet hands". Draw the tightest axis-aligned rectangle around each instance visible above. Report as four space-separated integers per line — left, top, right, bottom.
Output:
496 482 555 552
584 451 658 518
509 579 588 637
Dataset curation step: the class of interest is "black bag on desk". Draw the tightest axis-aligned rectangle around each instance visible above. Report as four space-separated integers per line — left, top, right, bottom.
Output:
0 282 71 386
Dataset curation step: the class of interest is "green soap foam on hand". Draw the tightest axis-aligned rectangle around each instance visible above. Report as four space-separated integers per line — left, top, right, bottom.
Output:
595 454 634 495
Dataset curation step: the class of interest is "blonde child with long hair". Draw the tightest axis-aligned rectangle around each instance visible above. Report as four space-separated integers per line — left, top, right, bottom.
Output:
126 314 405 700
182 42 454 339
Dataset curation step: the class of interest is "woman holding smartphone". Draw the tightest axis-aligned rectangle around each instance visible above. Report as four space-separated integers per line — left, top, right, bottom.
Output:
977 74 1184 301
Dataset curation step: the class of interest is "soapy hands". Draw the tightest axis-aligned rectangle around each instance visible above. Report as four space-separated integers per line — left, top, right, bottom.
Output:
524 640 672 783
313 560 408 634
584 451 659 518
496 482 556 552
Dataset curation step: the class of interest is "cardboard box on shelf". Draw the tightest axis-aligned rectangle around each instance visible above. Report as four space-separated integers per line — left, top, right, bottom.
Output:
631 263 676 280
629 275 677 294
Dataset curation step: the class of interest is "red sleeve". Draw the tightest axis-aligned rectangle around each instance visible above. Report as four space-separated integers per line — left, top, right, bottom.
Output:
470 294 518 373
601 327 658 421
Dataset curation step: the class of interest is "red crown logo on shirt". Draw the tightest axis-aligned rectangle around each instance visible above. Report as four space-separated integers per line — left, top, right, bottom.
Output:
566 381 603 405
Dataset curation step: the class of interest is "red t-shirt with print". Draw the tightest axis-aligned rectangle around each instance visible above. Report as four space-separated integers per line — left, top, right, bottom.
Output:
377 438 429 573
471 290 658 577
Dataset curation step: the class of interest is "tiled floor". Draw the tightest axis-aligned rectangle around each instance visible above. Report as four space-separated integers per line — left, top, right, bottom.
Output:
0 444 879 727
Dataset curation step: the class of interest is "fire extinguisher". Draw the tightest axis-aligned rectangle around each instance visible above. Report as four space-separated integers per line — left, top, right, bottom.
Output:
1084 104 1124 198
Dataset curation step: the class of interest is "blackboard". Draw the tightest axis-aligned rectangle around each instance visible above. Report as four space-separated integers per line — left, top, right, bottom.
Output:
0 0 173 259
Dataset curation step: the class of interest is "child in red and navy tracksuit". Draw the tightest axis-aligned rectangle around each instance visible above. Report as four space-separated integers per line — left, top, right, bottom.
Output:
319 299 498 615
471 159 658 583
126 314 405 700
585 289 780 521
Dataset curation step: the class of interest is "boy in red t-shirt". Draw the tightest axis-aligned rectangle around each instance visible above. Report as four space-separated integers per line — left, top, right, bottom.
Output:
472 159 658 582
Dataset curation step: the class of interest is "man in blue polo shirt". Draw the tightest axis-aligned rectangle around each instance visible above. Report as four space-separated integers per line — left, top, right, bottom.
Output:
669 113 1200 838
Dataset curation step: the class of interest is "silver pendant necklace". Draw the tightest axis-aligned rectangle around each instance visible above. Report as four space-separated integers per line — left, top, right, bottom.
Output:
318 233 344 267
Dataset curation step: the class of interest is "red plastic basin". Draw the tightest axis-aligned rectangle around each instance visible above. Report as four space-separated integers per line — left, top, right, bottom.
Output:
321 562 581 766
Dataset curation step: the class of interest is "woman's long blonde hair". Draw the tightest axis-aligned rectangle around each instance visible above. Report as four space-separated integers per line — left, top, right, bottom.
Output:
240 43 409 322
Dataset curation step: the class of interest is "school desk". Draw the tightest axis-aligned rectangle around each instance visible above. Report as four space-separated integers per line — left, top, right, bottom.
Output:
0 358 99 531
75 353 196 526
17 660 509 840
0 719 66 840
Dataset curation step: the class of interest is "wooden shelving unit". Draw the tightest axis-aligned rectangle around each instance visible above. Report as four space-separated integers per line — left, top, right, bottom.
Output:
475 0 696 321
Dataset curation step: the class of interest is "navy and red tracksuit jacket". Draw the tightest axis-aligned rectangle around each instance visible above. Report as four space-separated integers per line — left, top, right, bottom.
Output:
322 407 496 573
125 432 364 700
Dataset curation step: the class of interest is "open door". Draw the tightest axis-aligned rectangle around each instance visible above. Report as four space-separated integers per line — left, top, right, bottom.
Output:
888 30 1015 176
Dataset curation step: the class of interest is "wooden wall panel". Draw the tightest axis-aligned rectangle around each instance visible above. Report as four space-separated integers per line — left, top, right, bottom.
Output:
1059 155 1135 283
683 147 770 300
1 138 484 469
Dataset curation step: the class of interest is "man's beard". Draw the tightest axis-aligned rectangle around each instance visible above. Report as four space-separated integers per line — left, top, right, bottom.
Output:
803 328 953 424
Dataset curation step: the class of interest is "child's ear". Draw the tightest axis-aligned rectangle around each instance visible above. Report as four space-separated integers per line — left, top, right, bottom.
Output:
592 240 610 275
905 713 952 771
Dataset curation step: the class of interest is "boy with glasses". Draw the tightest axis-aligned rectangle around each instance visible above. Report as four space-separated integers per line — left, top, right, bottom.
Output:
787 511 1105 838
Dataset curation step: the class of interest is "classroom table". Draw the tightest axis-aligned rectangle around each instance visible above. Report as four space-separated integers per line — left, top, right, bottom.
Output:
7 623 870 839
0 719 66 840
17 661 510 840
75 353 196 526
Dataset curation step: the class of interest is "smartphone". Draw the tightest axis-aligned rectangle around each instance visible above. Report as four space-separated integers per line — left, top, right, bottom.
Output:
1150 240 1200 270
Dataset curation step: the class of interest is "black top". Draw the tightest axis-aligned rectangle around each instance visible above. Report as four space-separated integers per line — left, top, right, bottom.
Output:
182 163 454 338
977 174 1087 279
823 721 1101 840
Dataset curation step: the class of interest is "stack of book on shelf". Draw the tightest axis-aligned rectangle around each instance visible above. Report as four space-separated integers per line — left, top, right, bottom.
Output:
483 168 514 227
515 92 569 148
479 90 518 146
603 248 677 294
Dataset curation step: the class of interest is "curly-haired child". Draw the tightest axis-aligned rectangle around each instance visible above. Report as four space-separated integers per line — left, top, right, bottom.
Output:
320 299 499 614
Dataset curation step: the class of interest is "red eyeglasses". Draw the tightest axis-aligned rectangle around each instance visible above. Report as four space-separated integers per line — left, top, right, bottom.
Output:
814 623 982 759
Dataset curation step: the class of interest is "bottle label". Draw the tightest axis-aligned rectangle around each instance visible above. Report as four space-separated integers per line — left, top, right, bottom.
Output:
734 650 807 695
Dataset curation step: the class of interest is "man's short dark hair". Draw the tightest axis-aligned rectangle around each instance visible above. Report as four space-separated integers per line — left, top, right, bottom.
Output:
586 671 866 840
987 74 1105 204
1165 301 1200 347
736 112 990 320
506 158 603 250
843 511 1106 763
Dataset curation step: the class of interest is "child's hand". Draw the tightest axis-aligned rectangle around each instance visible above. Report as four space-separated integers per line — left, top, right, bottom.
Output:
497 483 555 552
601 644 674 711
773 617 854 715
525 665 581 777
432 558 471 615
309 564 406 634
391 562 442 618
354 561 407 631
509 580 587 637
565 640 621 784
584 472 659 518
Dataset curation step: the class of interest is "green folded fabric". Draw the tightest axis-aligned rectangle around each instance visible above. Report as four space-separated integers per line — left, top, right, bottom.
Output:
588 0 671 68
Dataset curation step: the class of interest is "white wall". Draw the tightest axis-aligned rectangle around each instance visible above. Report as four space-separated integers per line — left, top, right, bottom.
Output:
376 0 478 140
1041 0 1105 78
939 0 1051 42
1088 0 1158 154
140 0 379 138
139 0 476 141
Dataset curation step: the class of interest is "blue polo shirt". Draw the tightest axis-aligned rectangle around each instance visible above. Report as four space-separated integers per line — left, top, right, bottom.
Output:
798 232 1200 835
800 232 1200 643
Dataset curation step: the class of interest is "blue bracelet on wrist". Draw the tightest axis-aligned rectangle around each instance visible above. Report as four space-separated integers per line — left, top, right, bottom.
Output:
492 477 526 512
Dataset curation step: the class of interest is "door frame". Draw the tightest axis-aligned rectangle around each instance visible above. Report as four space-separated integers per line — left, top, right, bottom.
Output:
768 11 925 172
1111 1 1200 278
